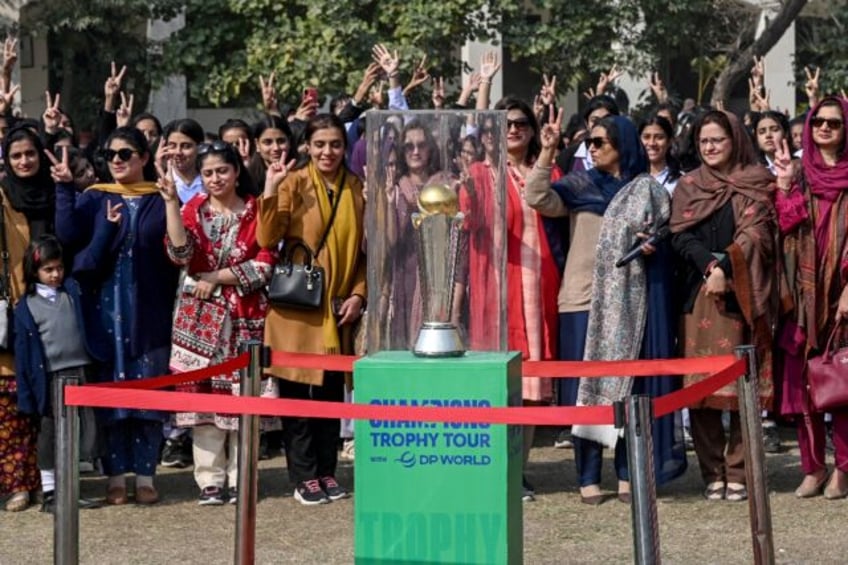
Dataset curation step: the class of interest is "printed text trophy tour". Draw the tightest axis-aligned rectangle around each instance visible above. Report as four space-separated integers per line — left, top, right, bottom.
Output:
411 184 465 357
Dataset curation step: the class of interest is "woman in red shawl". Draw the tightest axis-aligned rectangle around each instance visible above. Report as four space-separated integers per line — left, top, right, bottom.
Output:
670 110 776 502
461 98 564 501
774 96 848 499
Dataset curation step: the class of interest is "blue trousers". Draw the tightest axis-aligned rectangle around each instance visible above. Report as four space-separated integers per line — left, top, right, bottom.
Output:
574 437 629 487
102 418 163 476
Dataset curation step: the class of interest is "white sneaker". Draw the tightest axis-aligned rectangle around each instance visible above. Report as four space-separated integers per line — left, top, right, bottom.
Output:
339 439 355 461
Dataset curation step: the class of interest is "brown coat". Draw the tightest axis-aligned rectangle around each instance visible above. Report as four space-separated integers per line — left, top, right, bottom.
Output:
0 196 30 380
257 166 366 386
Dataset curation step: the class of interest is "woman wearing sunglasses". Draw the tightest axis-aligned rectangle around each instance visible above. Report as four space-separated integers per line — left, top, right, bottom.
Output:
460 98 565 502
774 97 848 500
670 110 776 502
257 113 365 505
55 126 180 505
158 141 275 505
0 127 56 511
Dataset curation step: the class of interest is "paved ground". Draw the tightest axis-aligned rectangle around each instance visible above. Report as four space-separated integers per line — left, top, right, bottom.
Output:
1 426 846 564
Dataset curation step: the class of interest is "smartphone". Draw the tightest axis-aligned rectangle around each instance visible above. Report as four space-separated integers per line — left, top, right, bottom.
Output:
303 87 319 105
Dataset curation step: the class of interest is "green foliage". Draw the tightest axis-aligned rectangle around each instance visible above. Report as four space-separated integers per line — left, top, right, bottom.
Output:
795 8 848 98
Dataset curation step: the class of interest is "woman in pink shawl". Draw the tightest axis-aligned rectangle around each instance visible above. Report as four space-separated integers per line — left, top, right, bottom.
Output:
774 96 848 499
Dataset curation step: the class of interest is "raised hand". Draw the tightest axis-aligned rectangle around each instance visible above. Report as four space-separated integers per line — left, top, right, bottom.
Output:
752 87 771 112
368 80 384 108
539 106 565 150
751 55 765 89
353 62 382 106
294 96 318 121
3 36 17 72
259 72 278 114
0 79 19 116
597 64 623 95
372 44 400 77
106 200 124 224
236 137 251 166
264 155 296 196
533 95 545 121
155 160 178 203
104 61 127 103
46 145 72 183
649 72 668 103
404 55 430 96
43 91 62 133
479 51 501 81
583 87 597 101
773 138 794 189
431 77 445 109
116 91 134 127
540 73 557 106
804 65 820 107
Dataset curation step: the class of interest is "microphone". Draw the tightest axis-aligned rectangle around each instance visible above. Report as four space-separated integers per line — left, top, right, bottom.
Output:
615 226 670 268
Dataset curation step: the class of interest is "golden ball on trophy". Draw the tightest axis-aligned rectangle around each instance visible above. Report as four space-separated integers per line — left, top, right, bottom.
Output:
417 184 459 217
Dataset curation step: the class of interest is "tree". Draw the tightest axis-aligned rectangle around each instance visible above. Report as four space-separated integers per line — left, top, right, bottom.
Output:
795 4 848 99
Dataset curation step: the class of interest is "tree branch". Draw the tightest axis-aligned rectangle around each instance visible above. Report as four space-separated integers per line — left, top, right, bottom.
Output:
711 0 809 106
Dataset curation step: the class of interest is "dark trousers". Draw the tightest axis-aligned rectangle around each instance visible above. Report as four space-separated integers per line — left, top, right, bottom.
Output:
101 418 163 476
574 437 628 487
38 368 97 471
689 408 745 485
280 372 344 485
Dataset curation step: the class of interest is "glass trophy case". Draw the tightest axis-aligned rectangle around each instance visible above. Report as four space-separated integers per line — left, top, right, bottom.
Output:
365 110 507 355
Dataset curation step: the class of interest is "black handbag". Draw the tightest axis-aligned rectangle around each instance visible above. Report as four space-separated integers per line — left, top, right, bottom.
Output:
268 172 344 310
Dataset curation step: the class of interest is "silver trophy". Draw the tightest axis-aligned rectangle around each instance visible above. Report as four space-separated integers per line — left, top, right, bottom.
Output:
411 184 466 357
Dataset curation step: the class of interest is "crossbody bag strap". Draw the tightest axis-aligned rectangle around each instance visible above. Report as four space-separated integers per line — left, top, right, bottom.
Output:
313 170 346 260
0 191 11 301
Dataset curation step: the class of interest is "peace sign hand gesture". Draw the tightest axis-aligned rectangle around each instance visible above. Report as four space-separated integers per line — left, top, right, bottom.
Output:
804 65 820 107
597 64 623 95
0 79 19 116
539 106 565 151
263 156 296 198
751 55 765 89
540 73 557 106
106 200 124 224
43 91 62 134
259 72 278 114
431 77 445 109
3 36 17 73
649 72 668 103
773 138 795 190
155 160 178 204
116 92 134 128
46 145 72 184
404 55 430 96
104 61 127 100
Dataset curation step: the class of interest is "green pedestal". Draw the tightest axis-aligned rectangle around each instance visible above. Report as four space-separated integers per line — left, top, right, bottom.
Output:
354 351 523 564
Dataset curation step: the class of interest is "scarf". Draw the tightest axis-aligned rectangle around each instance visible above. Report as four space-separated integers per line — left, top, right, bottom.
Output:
0 164 55 239
572 175 670 447
87 182 159 196
307 162 361 353
552 116 647 215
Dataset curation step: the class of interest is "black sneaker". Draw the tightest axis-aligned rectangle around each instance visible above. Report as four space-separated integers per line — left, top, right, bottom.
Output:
294 480 330 505
40 491 55 513
319 476 349 501
762 424 781 454
198 486 225 506
522 477 536 502
161 438 189 468
228 487 237 505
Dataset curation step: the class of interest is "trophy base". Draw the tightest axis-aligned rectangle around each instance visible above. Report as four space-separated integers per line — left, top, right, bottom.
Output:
413 323 466 358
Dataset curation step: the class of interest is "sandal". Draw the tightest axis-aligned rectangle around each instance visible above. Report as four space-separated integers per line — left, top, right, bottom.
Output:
795 471 829 498
725 482 748 502
704 481 725 501
5 491 30 512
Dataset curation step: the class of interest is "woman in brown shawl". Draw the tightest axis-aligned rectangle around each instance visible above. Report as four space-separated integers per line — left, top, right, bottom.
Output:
774 96 848 499
670 110 776 502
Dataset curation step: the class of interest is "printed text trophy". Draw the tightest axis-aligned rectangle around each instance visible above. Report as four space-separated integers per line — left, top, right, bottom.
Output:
411 184 466 357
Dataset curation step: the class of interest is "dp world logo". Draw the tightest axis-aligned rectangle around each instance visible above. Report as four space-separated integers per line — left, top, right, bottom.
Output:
395 451 416 469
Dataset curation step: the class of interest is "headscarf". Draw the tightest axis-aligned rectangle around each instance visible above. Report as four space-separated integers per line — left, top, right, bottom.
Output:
670 111 774 233
552 115 647 215
0 127 56 239
799 96 848 258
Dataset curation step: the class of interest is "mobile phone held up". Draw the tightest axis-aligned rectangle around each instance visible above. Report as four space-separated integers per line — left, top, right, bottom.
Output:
303 87 319 106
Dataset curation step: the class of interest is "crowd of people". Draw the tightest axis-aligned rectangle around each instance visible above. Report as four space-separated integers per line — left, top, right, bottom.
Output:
0 35 845 516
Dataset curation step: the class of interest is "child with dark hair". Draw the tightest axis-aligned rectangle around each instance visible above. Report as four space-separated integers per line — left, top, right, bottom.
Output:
14 235 99 512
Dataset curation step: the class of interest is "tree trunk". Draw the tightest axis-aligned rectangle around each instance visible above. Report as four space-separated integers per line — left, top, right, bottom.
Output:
710 0 809 106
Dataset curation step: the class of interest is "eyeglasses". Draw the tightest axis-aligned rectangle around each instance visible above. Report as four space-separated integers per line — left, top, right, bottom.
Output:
102 148 138 162
507 118 530 130
197 140 232 155
584 137 610 150
403 141 428 154
698 136 728 148
811 117 844 130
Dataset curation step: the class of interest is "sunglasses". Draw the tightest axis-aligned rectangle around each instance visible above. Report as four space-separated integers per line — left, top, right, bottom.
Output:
197 140 233 155
584 137 609 150
403 141 428 153
102 148 138 162
811 117 843 130
507 118 530 130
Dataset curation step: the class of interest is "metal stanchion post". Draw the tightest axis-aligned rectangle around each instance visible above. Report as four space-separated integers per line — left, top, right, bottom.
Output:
54 375 80 565
734 345 775 565
234 341 268 565
625 394 661 565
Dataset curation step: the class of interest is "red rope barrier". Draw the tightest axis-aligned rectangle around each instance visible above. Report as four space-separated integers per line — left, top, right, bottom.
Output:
270 351 738 378
65 387 615 426
87 353 250 390
653 358 748 417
